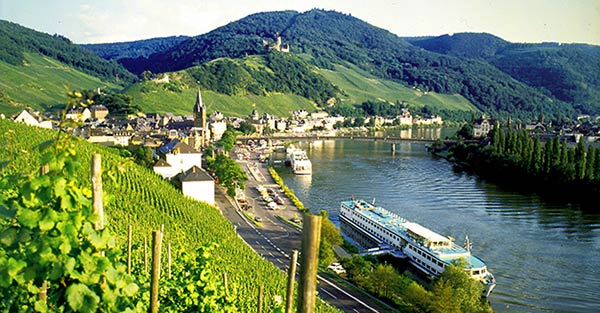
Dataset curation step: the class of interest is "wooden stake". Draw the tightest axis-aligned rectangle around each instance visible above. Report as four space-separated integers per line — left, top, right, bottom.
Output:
144 236 148 274
150 230 163 313
297 214 322 313
38 281 47 303
223 272 228 296
39 165 48 303
167 243 172 279
91 154 104 230
285 250 299 313
127 224 132 275
258 285 263 313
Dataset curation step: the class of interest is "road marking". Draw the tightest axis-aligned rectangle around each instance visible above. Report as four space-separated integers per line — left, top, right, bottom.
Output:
320 288 338 299
317 275 379 312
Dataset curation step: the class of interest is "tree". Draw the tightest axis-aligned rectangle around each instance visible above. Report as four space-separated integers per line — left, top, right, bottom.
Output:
456 123 473 139
318 210 343 266
585 146 596 181
206 154 248 197
575 137 587 180
366 264 402 299
217 126 239 154
402 281 432 312
353 116 365 127
132 146 154 168
432 264 491 313
340 256 371 286
530 135 542 175
236 121 256 135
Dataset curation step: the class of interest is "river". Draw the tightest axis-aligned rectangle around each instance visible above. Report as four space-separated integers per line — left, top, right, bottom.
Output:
275 134 600 312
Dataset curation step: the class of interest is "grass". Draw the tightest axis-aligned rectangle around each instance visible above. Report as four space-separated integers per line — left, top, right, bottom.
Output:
318 62 478 112
0 53 119 116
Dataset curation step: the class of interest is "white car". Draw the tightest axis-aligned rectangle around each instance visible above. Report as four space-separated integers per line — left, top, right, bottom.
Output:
328 262 346 274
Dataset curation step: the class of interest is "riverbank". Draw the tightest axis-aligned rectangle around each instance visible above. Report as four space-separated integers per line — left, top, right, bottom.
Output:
433 138 600 212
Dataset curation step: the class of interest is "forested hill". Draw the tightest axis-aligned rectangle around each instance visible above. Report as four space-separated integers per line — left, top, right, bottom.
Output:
111 9 575 121
409 33 600 114
81 35 190 60
0 20 136 84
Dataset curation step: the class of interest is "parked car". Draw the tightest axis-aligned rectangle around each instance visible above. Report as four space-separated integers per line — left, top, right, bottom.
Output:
266 202 279 210
254 216 262 222
327 262 346 274
273 196 284 205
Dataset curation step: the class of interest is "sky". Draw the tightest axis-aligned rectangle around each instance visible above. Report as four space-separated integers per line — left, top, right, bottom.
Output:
1 0 599 45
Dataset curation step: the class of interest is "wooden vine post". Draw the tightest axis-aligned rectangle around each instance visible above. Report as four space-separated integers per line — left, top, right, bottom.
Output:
297 214 322 313
150 230 163 313
167 243 172 279
144 236 148 273
38 165 49 303
285 250 299 313
258 285 263 313
127 224 132 275
91 154 104 231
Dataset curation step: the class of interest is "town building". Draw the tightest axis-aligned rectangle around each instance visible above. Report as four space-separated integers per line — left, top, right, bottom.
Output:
473 115 493 138
177 166 215 205
153 140 202 179
13 110 53 129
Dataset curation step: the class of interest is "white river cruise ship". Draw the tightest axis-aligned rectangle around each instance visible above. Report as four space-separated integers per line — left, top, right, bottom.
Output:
287 148 312 175
340 199 496 297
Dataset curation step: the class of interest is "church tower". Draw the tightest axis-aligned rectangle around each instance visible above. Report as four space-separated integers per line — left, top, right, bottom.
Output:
193 88 206 129
191 88 208 150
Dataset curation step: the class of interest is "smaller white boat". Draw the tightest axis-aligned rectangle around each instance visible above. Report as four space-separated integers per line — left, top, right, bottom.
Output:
287 148 312 175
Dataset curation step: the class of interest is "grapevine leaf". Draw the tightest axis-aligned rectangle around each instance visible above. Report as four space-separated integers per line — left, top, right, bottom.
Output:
0 227 17 247
0 203 17 219
7 257 27 279
34 299 48 312
17 208 40 228
66 283 100 312
59 238 72 254
39 210 57 231
123 282 139 297
105 266 120 285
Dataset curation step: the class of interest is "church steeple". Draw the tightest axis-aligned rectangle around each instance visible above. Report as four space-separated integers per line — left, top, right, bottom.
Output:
193 88 206 129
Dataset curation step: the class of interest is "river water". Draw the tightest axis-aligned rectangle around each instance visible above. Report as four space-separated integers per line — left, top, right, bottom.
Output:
276 133 600 312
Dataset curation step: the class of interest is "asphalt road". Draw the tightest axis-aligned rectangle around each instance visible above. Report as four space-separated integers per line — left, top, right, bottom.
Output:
214 147 397 312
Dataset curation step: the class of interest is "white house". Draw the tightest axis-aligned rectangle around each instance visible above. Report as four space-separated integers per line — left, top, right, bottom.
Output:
210 121 227 141
179 166 215 205
13 110 53 129
153 140 202 179
473 117 493 138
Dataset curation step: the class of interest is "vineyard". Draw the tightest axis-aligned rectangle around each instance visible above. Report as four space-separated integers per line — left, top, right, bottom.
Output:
0 118 337 312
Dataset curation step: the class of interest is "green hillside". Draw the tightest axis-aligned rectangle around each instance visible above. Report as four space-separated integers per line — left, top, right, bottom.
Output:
123 54 476 118
114 9 575 121
317 62 477 112
124 79 317 117
0 53 119 115
0 118 337 311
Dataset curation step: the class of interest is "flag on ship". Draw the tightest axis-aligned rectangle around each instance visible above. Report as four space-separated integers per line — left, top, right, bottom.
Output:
464 235 472 252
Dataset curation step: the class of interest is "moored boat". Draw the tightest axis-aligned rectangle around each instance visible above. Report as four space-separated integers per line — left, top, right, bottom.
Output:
286 148 312 175
339 199 496 297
